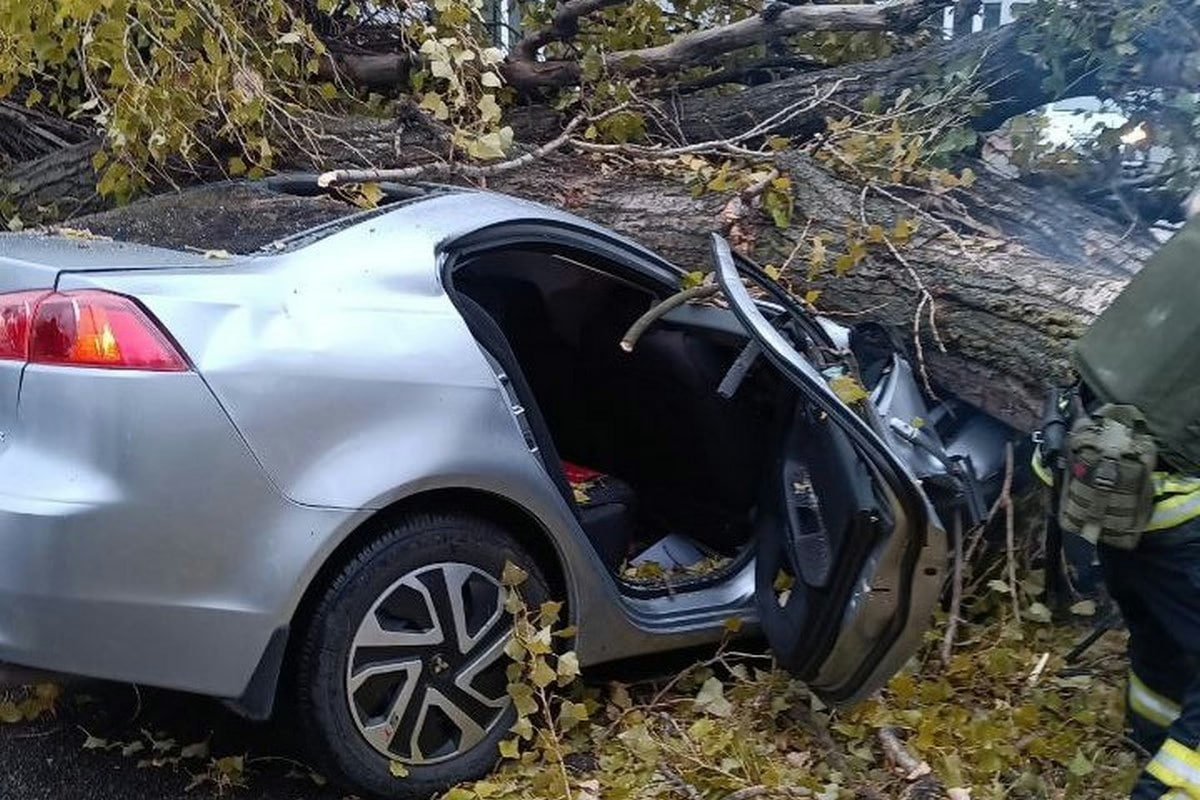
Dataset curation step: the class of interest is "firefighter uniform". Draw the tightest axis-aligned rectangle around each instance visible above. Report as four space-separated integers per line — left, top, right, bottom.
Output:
1036 460 1200 797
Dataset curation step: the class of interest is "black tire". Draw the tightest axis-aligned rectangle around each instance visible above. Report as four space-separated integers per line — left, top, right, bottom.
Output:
295 512 549 800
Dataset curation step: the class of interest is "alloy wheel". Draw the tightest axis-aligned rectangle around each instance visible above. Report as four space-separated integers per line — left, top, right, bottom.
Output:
345 562 512 765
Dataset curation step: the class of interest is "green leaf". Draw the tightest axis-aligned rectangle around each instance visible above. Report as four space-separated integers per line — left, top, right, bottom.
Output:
556 651 581 685
1069 600 1097 617
694 677 733 717
558 700 590 731
1067 750 1094 776
1026 602 1052 624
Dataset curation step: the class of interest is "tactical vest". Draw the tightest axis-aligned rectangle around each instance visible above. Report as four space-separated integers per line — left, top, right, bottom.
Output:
1059 405 1158 549
1034 442 1200 543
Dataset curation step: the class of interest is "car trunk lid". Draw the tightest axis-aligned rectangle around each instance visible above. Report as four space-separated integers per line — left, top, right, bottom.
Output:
0 232 237 274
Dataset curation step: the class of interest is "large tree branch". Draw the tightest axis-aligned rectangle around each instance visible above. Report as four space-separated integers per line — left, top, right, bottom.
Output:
674 21 1059 144
512 0 630 62
603 0 950 76
503 0 952 91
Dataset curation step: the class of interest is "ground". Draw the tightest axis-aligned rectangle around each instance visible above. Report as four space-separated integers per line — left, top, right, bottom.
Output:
0 601 1145 800
0 681 338 800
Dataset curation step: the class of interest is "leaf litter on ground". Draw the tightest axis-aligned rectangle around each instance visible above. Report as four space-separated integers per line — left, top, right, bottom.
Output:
3 592 1138 799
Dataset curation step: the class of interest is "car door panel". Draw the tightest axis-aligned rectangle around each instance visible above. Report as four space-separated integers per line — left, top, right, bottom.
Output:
710 233 946 704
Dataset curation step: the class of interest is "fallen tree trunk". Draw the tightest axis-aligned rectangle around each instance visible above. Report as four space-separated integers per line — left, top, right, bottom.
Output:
73 140 1152 432
485 153 1152 431
0 139 101 217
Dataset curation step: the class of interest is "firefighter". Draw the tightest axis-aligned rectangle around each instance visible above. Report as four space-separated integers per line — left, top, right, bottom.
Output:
1040 187 1200 798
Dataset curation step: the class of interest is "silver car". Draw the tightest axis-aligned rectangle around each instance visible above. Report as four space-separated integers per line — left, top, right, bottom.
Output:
0 182 1008 798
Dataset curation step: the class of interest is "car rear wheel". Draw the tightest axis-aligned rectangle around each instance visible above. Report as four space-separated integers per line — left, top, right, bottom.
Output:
295 512 549 799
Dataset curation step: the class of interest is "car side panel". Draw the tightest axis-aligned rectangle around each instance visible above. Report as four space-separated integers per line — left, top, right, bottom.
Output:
0 367 360 696
50 210 758 683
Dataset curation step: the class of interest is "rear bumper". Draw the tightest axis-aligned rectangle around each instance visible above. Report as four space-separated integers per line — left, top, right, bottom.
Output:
0 366 358 698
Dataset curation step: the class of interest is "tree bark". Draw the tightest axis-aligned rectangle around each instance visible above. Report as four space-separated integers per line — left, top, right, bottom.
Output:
485 152 1152 431
0 139 102 217
673 21 1071 145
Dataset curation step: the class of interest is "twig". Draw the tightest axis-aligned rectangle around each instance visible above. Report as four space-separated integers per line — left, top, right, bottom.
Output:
1027 651 1050 686
878 727 927 775
658 764 706 800
571 79 850 161
318 113 591 187
999 441 1020 622
940 511 964 664
878 727 948 796
620 284 720 352
536 683 574 800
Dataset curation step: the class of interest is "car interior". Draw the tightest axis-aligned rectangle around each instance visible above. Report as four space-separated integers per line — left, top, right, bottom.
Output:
446 243 797 590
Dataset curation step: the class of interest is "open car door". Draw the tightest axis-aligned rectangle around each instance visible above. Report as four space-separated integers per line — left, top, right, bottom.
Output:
711 234 947 704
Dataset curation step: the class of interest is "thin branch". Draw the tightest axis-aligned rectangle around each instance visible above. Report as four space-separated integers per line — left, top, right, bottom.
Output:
1002 441 1020 623
318 107 610 186
620 284 720 352
569 78 849 160
940 511 964 665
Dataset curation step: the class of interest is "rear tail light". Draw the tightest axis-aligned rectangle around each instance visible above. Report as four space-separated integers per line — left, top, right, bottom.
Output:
0 290 188 372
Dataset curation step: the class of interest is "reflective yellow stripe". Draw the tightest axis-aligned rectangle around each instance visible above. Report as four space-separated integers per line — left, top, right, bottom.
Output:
1158 475 1200 495
1147 740 1200 798
1148 489 1200 531
1031 448 1053 487
1130 672 1183 728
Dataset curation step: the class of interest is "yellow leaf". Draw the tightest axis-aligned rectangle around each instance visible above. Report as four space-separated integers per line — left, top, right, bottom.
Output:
501 561 528 587
510 714 534 740
507 683 538 716
893 217 919 244
538 600 563 626
530 656 557 688
0 702 21 724
357 181 384 208
526 625 553 655
694 677 733 717
477 93 502 124
389 761 409 778
830 374 869 404
498 738 520 759
503 637 526 662
804 289 822 305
